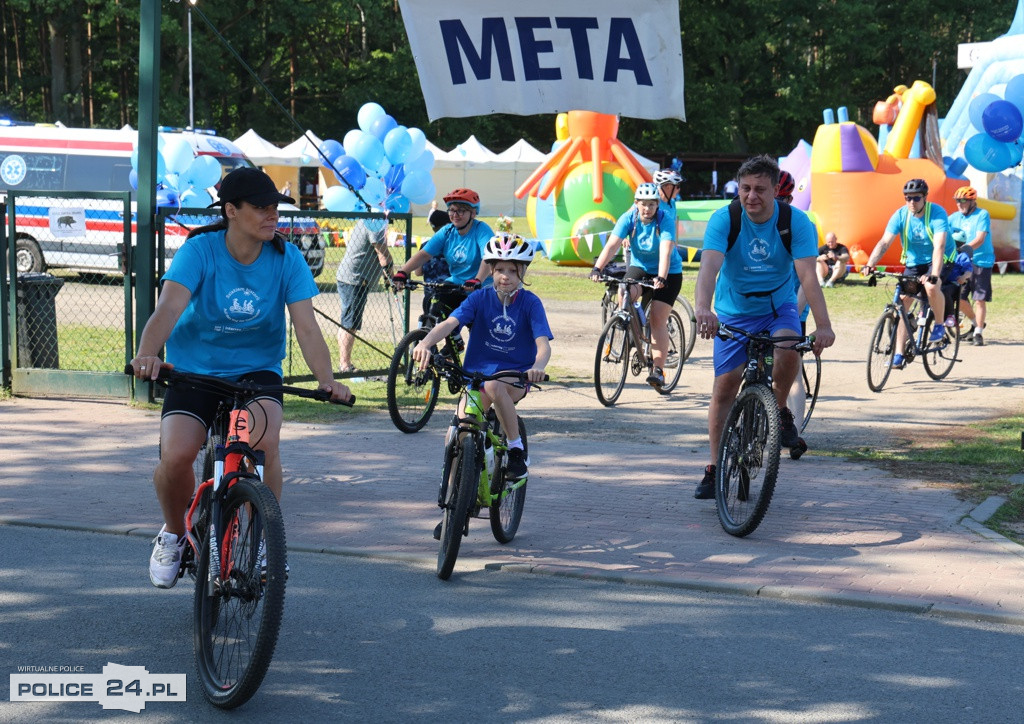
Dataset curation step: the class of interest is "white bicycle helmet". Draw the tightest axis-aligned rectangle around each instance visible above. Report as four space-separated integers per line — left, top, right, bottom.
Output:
652 168 682 186
634 182 659 201
483 233 535 264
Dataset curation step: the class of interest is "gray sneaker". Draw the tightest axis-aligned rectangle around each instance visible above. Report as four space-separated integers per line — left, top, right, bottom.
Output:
646 367 665 391
973 333 984 346
149 526 186 589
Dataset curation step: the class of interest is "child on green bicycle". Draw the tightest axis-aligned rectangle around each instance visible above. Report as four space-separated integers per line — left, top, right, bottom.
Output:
412 233 552 488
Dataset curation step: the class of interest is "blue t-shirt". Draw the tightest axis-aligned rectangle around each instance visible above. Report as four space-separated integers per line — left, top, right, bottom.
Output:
948 207 993 268
421 220 494 286
163 230 319 376
946 246 973 282
451 288 553 375
611 207 682 276
659 199 678 241
883 203 953 267
703 201 818 317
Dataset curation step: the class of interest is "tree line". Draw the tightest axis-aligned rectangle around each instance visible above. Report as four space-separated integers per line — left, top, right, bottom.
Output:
0 0 1016 159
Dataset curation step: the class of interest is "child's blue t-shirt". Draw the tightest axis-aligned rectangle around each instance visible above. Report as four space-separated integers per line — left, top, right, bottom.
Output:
451 288 553 375
421 220 494 286
703 201 818 317
162 230 319 376
611 207 682 276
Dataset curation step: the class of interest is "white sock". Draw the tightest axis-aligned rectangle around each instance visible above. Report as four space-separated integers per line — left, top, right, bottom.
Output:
507 438 524 451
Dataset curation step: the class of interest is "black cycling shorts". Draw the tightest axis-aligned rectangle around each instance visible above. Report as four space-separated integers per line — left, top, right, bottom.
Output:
161 369 283 430
624 266 683 306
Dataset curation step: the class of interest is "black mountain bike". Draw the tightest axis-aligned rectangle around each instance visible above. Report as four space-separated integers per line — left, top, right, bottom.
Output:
386 280 467 432
713 324 814 537
129 366 352 709
594 275 686 405
865 271 961 392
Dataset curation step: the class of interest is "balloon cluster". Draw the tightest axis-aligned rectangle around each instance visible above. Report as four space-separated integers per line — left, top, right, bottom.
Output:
129 135 223 209
319 102 436 215
963 73 1024 174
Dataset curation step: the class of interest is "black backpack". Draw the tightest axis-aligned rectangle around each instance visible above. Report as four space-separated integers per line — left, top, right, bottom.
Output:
725 198 792 255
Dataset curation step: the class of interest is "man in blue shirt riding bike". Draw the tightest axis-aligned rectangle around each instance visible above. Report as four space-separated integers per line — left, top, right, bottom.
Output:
693 155 834 499
863 178 953 368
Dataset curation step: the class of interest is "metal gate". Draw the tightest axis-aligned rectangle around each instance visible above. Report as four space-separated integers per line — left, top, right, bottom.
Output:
2 191 133 397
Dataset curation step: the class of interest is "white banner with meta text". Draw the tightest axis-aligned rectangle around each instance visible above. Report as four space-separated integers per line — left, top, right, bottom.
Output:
397 0 685 122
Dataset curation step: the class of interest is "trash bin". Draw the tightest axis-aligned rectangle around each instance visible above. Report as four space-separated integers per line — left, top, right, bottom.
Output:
15 272 64 369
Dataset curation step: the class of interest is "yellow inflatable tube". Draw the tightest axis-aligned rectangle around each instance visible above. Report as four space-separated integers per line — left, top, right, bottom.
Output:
883 80 936 159
977 196 1017 221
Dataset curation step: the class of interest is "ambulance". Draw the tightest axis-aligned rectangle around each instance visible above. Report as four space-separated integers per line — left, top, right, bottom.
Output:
0 123 324 276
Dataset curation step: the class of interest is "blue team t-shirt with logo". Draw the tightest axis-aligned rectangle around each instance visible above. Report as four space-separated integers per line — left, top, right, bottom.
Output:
421 220 494 286
451 288 553 375
883 204 953 267
703 200 818 317
611 207 682 276
163 229 318 376
948 207 993 268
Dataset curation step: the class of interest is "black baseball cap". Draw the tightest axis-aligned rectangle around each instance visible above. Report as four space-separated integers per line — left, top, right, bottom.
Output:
209 167 295 207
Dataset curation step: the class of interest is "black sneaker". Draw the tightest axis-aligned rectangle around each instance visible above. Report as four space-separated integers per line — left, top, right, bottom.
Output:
973 333 984 346
694 464 715 499
433 522 442 540
506 448 528 480
779 406 800 448
646 367 665 391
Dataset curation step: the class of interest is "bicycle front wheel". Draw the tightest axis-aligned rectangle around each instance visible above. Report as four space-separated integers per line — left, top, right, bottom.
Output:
800 352 821 432
661 309 686 393
490 416 528 544
716 385 781 537
866 309 898 392
387 328 441 433
594 316 630 406
437 434 479 580
194 476 286 709
922 313 960 381
675 295 697 361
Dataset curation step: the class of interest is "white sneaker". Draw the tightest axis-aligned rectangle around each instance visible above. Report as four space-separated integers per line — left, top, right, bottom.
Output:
149 526 186 589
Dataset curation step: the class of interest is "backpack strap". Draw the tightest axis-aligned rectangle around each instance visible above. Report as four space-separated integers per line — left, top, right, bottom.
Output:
726 198 792 255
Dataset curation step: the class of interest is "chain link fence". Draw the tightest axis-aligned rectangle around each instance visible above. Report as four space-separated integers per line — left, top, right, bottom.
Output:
4 191 132 388
2 195 414 393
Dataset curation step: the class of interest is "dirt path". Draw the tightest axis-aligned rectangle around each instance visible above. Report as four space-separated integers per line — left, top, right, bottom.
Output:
531 298 1024 455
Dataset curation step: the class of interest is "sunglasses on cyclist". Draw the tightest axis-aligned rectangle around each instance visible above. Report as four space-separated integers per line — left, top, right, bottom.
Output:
904 195 923 202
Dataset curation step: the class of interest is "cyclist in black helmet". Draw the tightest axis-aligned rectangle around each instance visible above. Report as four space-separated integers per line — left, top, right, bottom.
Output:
864 178 954 369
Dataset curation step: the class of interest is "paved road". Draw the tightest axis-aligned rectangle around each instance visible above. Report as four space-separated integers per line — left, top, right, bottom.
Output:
1 525 1022 722
2 391 1023 624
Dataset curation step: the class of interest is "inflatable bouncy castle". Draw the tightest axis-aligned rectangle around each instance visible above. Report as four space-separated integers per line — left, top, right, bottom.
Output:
515 111 653 266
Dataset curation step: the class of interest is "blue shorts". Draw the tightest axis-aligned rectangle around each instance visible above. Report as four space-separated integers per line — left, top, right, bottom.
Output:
713 303 801 377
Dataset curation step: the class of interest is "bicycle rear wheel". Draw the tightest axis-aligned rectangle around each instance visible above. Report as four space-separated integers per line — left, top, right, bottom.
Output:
716 385 781 537
437 434 479 580
800 352 821 432
661 309 686 392
387 328 441 433
490 416 528 544
866 309 898 392
594 316 630 406
600 289 616 326
675 295 697 361
194 476 286 709
922 312 960 381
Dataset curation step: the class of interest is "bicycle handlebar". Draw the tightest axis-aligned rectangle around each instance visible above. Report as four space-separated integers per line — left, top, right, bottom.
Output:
428 353 549 386
715 323 815 353
593 274 659 289
123 365 356 406
389 279 466 293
